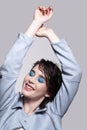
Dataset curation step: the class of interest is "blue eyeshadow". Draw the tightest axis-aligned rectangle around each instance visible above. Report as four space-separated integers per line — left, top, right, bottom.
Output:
29 70 35 77
38 77 45 83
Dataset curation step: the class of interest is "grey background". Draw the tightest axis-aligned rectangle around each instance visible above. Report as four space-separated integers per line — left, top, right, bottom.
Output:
0 0 86 129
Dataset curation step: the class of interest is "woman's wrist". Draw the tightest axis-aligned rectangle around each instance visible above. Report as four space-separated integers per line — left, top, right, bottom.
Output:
25 20 42 38
46 29 60 43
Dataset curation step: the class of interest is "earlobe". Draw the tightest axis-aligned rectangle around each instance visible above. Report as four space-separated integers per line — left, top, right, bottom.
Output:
45 93 50 98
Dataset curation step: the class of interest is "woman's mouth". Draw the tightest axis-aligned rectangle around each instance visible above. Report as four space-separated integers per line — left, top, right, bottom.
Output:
24 83 35 91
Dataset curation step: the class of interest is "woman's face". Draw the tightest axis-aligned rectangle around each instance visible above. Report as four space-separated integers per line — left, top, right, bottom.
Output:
21 65 50 102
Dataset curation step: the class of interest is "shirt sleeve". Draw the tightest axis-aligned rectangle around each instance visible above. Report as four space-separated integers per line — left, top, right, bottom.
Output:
0 33 33 111
50 39 82 117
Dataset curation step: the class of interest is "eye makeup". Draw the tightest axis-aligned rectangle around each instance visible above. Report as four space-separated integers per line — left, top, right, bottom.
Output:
38 76 45 83
29 70 35 77
28 69 46 83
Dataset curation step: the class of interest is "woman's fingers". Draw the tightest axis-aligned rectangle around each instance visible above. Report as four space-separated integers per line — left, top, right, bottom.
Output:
38 6 53 16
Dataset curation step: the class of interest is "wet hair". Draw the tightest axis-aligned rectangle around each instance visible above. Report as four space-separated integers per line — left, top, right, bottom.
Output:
32 59 62 109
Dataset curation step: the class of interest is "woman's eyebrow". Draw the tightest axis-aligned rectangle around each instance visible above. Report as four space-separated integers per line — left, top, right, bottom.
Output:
39 75 46 80
31 69 35 73
31 69 45 79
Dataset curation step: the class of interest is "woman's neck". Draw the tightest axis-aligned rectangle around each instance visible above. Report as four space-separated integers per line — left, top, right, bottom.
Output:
23 97 44 114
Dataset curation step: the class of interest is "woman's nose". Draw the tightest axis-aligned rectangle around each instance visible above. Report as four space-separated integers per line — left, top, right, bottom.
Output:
29 76 37 84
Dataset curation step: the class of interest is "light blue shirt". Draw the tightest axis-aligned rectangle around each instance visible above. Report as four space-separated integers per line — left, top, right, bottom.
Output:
0 33 82 130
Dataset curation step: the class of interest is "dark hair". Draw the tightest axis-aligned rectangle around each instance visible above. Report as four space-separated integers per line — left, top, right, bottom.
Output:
32 59 62 109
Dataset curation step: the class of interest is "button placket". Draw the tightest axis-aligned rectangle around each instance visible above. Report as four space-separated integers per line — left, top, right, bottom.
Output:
19 116 33 130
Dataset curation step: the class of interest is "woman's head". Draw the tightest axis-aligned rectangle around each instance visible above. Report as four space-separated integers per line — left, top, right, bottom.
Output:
22 59 62 108
32 59 62 107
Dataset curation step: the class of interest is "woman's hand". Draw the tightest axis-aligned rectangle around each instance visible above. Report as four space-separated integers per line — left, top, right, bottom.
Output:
36 26 60 43
25 6 53 38
36 25 51 37
34 6 53 25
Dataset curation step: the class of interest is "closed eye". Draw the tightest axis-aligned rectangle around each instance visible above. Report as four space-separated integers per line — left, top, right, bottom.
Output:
38 76 45 83
29 70 35 77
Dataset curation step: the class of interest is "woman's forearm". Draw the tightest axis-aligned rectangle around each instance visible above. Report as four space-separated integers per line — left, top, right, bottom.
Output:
46 29 60 43
36 26 61 43
25 6 53 38
47 30 60 43
25 20 42 38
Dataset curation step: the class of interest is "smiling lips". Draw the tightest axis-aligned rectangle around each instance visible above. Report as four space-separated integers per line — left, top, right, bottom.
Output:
24 82 35 91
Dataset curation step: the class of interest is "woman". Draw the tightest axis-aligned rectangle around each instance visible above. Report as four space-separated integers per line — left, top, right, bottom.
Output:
0 6 82 130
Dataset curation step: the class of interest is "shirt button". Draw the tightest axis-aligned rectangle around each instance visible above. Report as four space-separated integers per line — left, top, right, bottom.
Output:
24 120 27 123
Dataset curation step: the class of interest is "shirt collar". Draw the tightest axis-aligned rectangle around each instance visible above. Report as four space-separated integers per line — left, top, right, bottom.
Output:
35 107 47 113
11 92 23 109
12 93 47 113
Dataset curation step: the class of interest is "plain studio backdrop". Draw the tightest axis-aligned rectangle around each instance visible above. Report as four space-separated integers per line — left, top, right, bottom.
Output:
0 0 86 129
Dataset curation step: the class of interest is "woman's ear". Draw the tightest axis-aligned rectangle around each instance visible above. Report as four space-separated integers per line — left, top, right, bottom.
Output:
45 93 50 98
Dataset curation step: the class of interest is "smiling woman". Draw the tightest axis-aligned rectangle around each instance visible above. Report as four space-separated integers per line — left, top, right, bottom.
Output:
21 59 62 111
0 6 82 130
21 64 50 112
